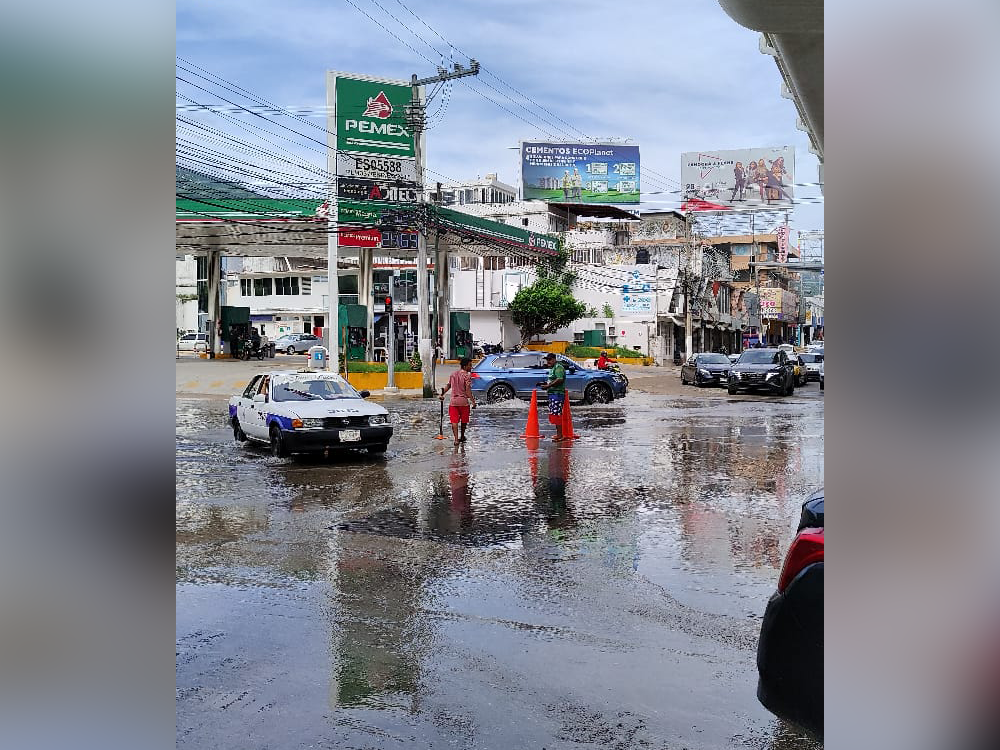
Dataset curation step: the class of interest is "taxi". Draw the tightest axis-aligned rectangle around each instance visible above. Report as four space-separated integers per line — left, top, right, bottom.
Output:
228 370 392 457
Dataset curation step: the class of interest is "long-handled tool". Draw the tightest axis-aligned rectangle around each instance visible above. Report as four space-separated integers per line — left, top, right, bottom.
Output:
433 397 446 440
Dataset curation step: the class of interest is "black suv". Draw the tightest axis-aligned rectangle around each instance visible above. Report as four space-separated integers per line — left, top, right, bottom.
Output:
727 348 797 396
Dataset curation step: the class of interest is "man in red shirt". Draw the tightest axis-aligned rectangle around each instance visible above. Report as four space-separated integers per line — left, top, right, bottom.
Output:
440 357 477 445
596 350 613 370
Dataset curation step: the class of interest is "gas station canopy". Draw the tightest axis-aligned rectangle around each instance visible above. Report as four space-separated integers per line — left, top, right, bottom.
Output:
176 198 562 259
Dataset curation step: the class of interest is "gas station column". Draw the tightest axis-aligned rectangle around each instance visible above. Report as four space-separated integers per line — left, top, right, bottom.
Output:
358 249 374 359
435 239 450 360
206 250 221 358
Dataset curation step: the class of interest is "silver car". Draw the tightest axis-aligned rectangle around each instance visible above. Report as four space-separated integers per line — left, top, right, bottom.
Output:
273 333 322 354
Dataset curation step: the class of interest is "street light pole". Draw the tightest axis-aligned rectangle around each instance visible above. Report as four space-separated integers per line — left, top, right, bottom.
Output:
407 61 479 397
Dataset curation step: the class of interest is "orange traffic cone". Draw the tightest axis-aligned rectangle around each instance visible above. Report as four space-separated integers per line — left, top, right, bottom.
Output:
562 391 579 439
521 389 540 438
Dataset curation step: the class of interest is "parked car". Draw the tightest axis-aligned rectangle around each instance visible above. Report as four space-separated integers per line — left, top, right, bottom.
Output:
819 359 824 391
229 370 392 457
777 343 796 357
680 353 732 387
471 352 627 404
273 333 323 355
728 348 797 396
797 352 824 381
757 488 824 739
177 332 208 352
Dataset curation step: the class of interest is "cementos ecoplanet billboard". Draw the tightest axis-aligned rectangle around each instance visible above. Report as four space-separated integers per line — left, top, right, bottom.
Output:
521 142 640 204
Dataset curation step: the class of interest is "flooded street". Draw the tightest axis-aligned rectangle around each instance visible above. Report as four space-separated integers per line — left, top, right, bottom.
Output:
177 387 823 749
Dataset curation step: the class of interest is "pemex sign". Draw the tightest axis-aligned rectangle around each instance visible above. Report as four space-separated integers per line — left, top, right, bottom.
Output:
333 74 416 158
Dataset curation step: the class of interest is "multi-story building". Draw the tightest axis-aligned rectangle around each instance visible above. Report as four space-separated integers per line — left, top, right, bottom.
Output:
222 255 432 359
426 173 518 206
444 198 648 351
223 256 331 339
725 234 802 345
630 211 743 359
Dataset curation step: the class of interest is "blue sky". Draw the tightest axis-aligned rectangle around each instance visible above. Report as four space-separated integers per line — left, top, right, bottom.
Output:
176 0 823 232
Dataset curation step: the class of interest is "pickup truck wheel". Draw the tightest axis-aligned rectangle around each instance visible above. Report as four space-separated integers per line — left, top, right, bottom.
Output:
270 425 288 457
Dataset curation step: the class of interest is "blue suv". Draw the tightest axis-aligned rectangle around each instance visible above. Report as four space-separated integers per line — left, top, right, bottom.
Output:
471 352 627 404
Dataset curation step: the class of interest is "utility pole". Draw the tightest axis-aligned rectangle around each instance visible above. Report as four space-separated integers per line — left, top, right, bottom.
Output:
679 220 694 358
407 61 480 397
750 211 763 346
324 75 339 376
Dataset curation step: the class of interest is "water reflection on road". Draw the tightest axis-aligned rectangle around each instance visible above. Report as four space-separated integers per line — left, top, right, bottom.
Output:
177 390 823 749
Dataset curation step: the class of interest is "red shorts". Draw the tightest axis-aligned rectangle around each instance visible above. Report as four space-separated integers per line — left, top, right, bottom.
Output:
448 404 471 424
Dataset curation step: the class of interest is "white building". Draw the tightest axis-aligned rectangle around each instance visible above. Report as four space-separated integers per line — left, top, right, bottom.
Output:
223 256 332 338
437 200 689 356
425 173 517 206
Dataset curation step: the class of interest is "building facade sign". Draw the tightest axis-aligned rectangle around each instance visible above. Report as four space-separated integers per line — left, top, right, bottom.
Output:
776 224 790 263
621 293 653 313
758 287 799 322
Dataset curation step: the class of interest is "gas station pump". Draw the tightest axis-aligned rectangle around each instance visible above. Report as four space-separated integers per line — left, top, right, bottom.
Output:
450 311 472 359
338 303 368 361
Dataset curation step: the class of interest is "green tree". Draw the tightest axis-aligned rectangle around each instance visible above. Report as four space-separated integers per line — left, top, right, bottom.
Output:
508 276 587 346
602 302 614 318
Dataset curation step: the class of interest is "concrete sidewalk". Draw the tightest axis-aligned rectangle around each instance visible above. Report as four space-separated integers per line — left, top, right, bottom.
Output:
175 354 424 398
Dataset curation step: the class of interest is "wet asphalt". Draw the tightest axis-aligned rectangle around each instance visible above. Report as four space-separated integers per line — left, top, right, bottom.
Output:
177 382 824 749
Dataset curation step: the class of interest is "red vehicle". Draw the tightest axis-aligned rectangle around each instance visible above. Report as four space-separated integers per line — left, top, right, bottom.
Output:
756 489 824 739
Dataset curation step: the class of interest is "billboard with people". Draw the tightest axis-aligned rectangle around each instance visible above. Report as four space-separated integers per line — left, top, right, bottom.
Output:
681 146 794 210
521 142 640 204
